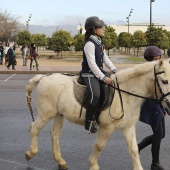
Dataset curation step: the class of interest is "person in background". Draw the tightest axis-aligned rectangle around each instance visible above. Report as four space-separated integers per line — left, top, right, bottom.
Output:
167 48 170 63
81 16 116 133
0 42 4 65
21 44 29 66
167 48 170 57
13 43 16 51
4 42 10 66
30 43 39 70
6 45 16 70
138 46 169 170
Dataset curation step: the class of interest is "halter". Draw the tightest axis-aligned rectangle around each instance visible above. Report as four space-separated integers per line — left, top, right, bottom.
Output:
154 65 170 102
109 64 170 120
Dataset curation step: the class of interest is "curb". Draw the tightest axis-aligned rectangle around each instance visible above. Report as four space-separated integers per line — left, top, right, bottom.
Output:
0 70 80 74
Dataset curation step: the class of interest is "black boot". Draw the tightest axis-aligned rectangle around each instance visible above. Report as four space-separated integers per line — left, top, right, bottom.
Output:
151 141 165 170
151 162 165 170
138 135 153 153
85 104 97 134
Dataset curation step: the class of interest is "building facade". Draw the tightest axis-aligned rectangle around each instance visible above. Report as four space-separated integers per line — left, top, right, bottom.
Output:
77 23 170 35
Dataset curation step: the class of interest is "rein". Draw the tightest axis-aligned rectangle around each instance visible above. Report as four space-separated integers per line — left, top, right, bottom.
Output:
108 80 125 120
108 64 170 120
108 77 157 120
109 83 158 101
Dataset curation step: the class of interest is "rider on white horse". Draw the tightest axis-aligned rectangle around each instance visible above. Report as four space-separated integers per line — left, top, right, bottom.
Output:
81 16 116 133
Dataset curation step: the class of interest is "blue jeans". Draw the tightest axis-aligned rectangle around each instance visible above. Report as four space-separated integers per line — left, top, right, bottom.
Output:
30 57 38 69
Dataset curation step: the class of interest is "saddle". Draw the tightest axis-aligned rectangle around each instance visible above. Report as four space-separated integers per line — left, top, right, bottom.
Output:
73 76 114 123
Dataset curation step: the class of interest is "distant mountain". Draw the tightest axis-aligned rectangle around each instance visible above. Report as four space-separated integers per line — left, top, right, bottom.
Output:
28 20 125 37
28 25 78 37
106 20 125 26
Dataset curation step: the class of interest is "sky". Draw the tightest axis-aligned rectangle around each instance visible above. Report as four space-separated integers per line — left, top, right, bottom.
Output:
1 0 170 26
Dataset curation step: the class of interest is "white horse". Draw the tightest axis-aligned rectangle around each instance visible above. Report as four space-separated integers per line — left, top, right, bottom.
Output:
25 60 170 170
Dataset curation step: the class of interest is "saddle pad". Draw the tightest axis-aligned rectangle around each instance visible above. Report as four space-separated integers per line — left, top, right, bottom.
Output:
73 76 114 111
73 76 87 105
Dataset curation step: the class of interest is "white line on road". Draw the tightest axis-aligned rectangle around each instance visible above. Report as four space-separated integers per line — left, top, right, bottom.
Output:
0 158 46 170
4 74 16 81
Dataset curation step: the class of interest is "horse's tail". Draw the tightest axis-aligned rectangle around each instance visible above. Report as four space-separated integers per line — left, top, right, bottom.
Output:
25 74 46 122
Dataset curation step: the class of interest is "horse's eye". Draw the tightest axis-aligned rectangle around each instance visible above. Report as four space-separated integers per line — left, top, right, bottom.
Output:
162 80 168 84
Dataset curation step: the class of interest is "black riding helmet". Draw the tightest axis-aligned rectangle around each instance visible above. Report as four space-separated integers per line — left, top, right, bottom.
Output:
85 16 106 30
144 46 162 61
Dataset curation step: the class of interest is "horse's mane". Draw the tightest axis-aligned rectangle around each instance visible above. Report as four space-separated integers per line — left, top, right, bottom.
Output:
115 61 157 83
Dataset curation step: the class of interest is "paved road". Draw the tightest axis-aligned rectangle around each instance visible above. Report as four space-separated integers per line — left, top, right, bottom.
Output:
0 74 170 170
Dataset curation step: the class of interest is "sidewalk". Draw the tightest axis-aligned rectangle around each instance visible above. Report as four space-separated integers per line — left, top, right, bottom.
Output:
0 57 136 74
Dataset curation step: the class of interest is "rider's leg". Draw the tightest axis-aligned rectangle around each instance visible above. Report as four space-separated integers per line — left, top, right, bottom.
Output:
83 75 100 133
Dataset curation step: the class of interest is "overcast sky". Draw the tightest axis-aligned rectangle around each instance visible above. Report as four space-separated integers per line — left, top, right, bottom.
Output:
1 0 170 26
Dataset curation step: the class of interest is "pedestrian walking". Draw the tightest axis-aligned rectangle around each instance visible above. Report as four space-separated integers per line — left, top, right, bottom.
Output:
21 44 29 66
138 46 169 170
167 48 170 57
29 43 39 70
6 44 16 70
0 42 4 64
4 42 10 66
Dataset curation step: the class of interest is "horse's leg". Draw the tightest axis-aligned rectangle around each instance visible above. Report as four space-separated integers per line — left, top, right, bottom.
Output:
123 125 143 170
25 115 52 160
89 125 115 170
50 115 68 170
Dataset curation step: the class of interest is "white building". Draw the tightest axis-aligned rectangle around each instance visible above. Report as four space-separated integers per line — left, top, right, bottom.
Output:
77 23 170 35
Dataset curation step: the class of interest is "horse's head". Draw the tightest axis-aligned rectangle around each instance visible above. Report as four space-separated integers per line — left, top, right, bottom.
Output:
154 60 170 114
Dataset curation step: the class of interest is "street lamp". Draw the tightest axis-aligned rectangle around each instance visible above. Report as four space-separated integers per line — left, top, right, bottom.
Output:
26 14 32 32
79 22 82 34
150 0 155 28
126 8 134 33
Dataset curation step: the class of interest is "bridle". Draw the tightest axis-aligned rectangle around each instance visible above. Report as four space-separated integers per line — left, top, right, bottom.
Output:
109 64 170 120
154 65 170 102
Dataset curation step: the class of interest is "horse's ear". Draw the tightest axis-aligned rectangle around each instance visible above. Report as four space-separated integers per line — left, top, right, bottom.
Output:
158 60 163 66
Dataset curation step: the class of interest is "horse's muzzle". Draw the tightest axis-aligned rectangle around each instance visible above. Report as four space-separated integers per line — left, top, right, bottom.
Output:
165 99 170 115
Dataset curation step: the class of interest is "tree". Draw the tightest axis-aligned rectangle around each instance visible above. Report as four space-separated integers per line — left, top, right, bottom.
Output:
145 26 169 54
118 32 133 53
133 31 147 56
46 37 52 50
50 30 73 58
0 10 21 42
31 34 46 53
145 26 161 46
16 30 31 46
162 29 170 53
73 34 84 51
102 26 118 56
156 32 169 54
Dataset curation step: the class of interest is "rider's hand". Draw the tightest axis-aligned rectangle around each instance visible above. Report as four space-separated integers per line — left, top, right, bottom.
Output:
103 77 113 85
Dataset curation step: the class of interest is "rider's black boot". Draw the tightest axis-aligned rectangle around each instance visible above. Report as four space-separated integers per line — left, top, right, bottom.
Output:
138 135 153 153
85 104 97 134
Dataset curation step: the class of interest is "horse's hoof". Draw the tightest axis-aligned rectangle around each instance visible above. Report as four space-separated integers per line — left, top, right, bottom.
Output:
25 152 32 161
58 164 68 170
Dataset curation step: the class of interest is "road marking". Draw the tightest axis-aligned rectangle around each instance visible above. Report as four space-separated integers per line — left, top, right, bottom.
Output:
4 74 16 81
0 158 46 170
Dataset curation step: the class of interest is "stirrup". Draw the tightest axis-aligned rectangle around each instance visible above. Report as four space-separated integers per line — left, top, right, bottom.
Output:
88 120 98 134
